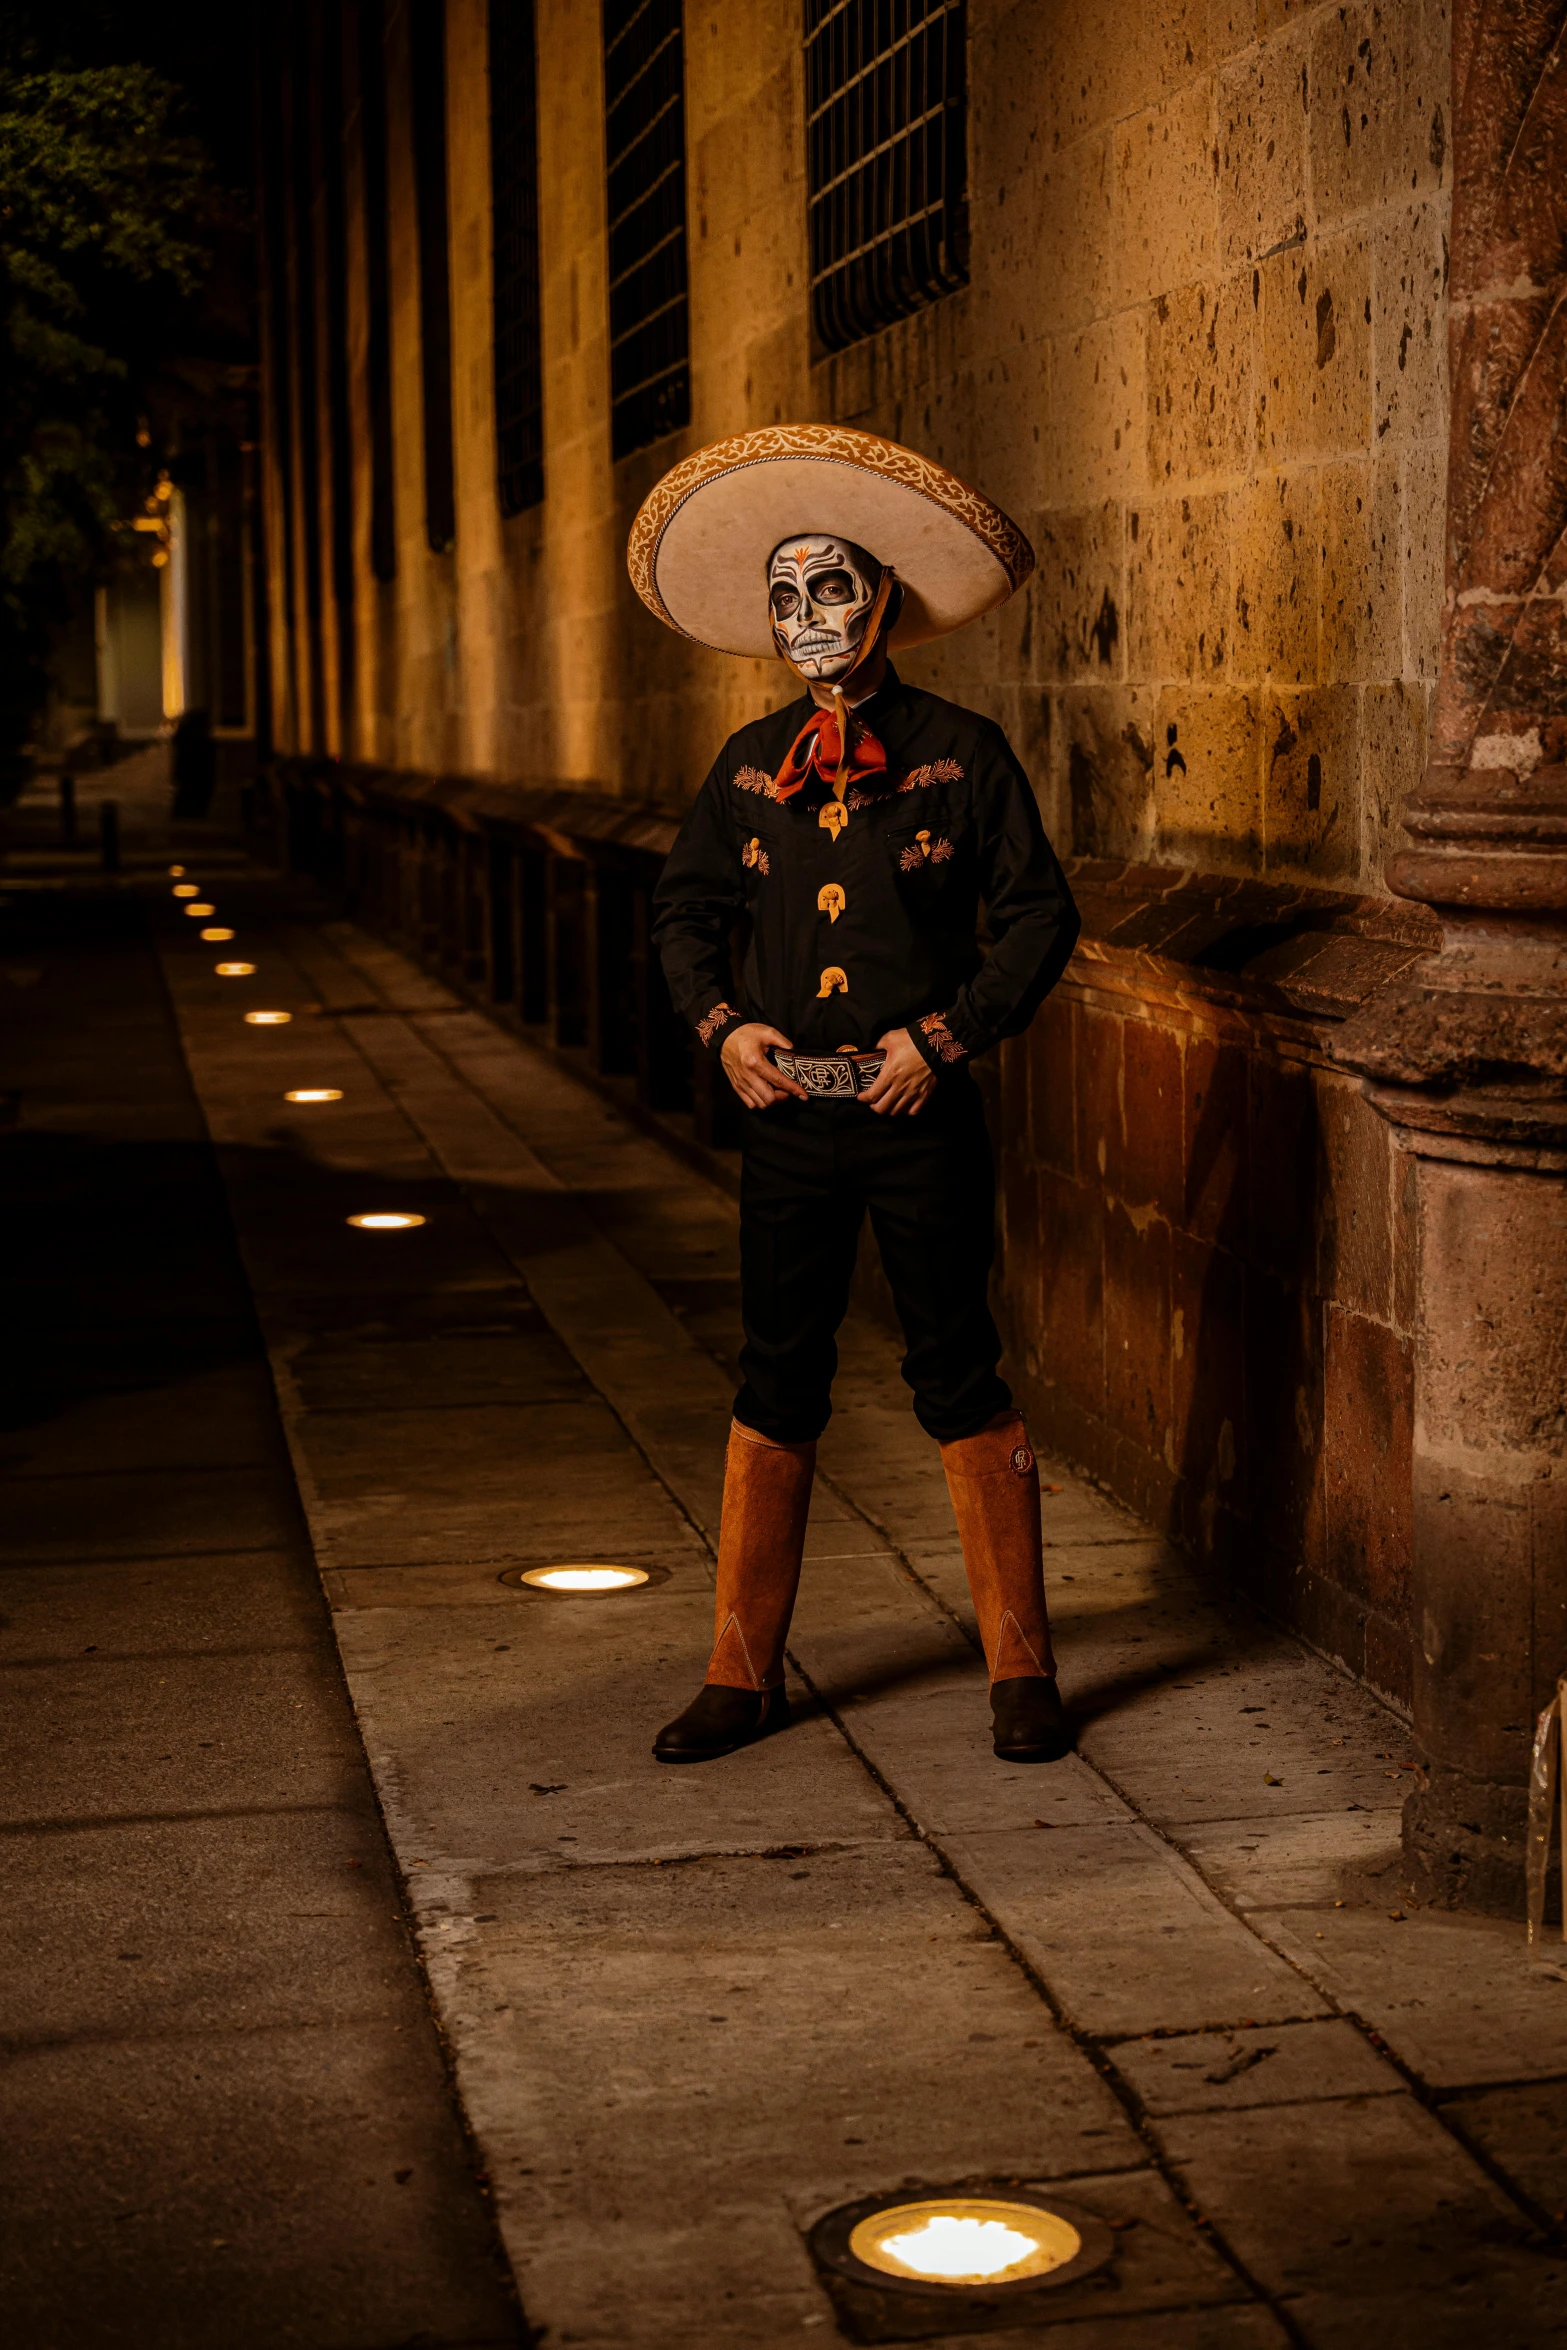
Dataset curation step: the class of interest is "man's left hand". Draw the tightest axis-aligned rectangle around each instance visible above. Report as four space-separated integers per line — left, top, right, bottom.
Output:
864 1028 935 1117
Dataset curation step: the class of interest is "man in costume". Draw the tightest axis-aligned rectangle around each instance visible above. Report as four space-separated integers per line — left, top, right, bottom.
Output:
629 425 1079 1767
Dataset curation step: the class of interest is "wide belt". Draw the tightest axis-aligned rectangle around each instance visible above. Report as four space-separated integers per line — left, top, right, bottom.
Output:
768 1047 886 1098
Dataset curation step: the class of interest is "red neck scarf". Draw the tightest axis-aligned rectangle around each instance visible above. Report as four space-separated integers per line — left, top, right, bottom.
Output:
774 701 887 803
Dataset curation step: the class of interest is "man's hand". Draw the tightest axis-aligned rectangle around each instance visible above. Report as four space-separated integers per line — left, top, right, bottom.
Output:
720 1023 808 1109
864 1028 935 1117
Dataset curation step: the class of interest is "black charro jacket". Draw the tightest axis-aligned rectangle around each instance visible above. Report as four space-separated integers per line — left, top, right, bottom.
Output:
652 668 1080 1075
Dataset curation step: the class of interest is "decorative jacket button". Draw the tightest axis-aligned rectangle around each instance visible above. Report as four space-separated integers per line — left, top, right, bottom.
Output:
818 883 845 922
816 966 848 998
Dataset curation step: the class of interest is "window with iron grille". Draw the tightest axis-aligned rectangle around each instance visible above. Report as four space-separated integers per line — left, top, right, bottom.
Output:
489 1 545 516
603 0 691 462
409 0 456 553
805 0 969 355
321 0 356 705
359 0 396 582
290 7 326 747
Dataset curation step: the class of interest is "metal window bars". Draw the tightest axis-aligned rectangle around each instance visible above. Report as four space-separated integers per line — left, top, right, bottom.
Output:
359 0 397 582
805 0 969 355
490 0 546 516
603 0 692 461
410 0 457 553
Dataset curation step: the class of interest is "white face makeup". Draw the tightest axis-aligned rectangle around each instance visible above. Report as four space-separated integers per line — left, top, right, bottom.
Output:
766 535 882 682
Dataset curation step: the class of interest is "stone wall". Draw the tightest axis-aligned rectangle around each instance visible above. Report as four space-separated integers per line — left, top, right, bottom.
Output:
262 0 1455 1712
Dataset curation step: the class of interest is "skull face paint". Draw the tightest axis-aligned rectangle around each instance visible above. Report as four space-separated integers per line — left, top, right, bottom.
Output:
766 535 882 682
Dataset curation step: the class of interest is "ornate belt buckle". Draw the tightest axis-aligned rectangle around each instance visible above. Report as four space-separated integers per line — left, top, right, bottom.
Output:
770 1048 886 1098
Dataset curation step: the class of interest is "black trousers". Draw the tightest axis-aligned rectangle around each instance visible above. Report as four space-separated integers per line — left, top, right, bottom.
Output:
733 1076 1012 1446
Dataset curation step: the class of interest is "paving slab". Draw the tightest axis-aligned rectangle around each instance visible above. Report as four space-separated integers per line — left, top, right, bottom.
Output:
289 1397 689 1568
452 1845 1148 2349
1256 1905 1567 2086
0 1805 414 2044
333 1582 903 1867
1157 2094 1566 2346
1108 2019 1399 2115
0 1548 323 1660
0 1358 280 1478
1448 2079 1567 2222
5 1461 303 1563
0 1647 361 1826
934 2310 1291 2350
0 2023 518 2350
944 1825 1332 2038
1177 1810 1405 1910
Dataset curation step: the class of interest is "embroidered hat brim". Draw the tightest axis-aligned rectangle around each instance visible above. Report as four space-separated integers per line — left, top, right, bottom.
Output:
626 424 1034 658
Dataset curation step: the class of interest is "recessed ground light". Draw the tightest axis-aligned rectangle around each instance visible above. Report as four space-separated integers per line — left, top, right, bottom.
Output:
172 883 198 898
346 1212 426 1229
215 962 256 976
516 1564 650 1594
184 903 216 918
201 926 234 940
852 2200 1077 2285
811 2188 1112 2313
244 1010 292 1025
285 1088 344 1103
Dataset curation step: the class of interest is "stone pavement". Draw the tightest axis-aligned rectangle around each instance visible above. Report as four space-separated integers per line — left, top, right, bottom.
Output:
161 852 1567 2346
7 776 1567 2345
0 775 520 2348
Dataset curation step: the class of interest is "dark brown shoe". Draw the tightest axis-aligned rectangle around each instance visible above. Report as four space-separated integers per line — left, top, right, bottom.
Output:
991 1675 1072 1763
653 1682 791 1764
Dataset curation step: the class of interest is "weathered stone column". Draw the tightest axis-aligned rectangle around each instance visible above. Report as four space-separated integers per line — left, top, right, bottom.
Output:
1332 0 1567 1910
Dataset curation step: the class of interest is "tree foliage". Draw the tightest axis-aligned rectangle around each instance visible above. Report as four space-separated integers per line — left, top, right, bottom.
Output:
0 56 212 777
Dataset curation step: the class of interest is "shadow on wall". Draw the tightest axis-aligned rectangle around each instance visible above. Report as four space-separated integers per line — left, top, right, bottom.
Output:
986 991 1416 1720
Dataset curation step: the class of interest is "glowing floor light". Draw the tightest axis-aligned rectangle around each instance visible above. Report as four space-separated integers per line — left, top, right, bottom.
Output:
847 2200 1081 2287
346 1212 426 1230
215 962 256 977
518 1565 649 1593
172 883 199 898
284 1089 344 1103
201 926 234 941
244 1010 292 1026
169 864 186 877
184 903 216 918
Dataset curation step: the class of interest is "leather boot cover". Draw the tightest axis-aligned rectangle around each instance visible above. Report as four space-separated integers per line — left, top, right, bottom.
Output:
706 1421 816 1691
939 1411 1057 1683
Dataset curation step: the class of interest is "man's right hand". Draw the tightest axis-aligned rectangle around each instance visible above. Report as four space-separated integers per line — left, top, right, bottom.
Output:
720 1023 808 1109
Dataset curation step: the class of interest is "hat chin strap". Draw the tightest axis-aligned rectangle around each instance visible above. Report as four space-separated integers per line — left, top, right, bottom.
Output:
782 568 897 801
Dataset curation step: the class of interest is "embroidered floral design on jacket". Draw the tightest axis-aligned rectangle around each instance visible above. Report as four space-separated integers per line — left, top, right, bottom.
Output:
697 1000 738 1047
741 837 770 875
845 756 963 811
732 765 777 797
898 828 955 872
918 1011 967 1063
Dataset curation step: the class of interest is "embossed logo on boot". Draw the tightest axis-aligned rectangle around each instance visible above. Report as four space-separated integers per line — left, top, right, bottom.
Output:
1011 1444 1034 1475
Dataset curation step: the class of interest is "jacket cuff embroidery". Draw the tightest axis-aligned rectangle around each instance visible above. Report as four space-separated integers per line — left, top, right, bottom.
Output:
916 1011 968 1066
696 1000 739 1049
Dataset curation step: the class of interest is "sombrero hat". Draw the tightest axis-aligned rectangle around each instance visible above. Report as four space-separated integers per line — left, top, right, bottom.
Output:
626 423 1033 659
